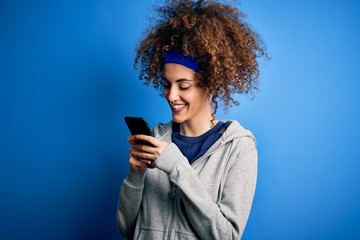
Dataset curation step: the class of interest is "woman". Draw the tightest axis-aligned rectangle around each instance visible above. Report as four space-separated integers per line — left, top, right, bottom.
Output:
117 0 267 239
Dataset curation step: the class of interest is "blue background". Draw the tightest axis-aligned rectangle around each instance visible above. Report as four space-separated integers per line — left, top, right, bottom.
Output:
1 1 359 239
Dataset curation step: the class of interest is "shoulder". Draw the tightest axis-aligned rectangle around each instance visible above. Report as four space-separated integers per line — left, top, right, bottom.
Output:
222 120 256 142
222 120 257 152
221 121 258 172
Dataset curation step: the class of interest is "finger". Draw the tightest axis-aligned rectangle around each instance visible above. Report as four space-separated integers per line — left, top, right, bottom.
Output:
140 159 155 169
129 155 148 168
134 135 158 147
130 155 155 171
127 135 138 144
130 144 151 155
140 159 152 165
131 144 147 154
130 148 157 161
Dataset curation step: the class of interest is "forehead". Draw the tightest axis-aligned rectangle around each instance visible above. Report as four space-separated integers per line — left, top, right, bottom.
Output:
162 63 197 81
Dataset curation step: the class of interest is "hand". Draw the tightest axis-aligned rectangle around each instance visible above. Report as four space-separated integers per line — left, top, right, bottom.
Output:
128 134 169 171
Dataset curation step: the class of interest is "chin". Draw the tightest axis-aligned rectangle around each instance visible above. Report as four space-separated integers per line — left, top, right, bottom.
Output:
172 118 182 123
172 115 185 124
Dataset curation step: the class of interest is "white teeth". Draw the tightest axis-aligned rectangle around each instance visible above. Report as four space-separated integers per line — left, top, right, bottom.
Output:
172 104 185 110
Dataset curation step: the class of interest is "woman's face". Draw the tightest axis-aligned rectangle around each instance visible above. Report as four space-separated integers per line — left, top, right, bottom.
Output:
162 63 211 124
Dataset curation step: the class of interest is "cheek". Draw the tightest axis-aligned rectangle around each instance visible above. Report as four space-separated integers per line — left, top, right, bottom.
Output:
193 96 210 110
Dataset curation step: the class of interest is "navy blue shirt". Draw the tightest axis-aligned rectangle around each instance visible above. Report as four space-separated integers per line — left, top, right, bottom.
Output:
172 121 230 164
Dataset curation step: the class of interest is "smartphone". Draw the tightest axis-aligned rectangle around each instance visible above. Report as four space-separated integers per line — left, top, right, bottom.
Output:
124 116 153 146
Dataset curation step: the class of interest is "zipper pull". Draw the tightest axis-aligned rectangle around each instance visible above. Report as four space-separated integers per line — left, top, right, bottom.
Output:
171 186 177 199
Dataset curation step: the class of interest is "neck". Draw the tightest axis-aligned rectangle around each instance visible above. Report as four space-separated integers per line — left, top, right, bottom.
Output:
179 116 218 137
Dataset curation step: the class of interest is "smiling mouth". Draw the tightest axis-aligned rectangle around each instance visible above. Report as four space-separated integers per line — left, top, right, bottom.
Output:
170 103 187 112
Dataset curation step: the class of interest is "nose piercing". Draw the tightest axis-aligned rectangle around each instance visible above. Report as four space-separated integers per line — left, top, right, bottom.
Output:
169 101 174 106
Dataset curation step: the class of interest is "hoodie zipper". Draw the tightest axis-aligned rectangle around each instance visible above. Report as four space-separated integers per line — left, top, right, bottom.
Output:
166 142 220 239
171 185 177 199
167 184 177 240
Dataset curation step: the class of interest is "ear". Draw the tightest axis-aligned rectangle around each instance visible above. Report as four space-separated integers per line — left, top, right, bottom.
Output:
204 88 213 102
207 94 213 103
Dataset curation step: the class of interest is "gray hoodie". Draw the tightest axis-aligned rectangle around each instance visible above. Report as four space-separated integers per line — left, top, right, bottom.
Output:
117 120 258 239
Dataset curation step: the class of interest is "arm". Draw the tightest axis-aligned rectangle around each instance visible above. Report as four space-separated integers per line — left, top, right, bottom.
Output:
116 169 147 239
117 135 155 238
155 140 257 239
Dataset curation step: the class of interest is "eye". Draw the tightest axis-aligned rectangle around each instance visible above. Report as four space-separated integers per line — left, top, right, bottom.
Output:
179 84 191 91
180 86 190 91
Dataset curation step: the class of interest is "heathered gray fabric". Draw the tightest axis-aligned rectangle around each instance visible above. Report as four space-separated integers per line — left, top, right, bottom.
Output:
117 120 257 239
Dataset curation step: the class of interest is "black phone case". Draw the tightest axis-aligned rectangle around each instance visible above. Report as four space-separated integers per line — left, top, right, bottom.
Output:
124 116 153 146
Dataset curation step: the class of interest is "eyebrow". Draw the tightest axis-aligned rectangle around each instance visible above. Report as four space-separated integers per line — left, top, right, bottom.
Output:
162 77 193 83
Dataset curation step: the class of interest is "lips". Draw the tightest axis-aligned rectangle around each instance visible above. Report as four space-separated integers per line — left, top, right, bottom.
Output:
170 103 187 113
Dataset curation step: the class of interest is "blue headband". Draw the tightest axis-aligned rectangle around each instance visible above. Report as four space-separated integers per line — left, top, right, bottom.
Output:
162 49 200 72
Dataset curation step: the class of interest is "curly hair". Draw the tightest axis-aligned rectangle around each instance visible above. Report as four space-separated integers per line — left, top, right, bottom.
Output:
134 0 267 114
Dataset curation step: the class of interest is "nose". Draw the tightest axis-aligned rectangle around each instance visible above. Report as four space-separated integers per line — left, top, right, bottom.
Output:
165 86 179 102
